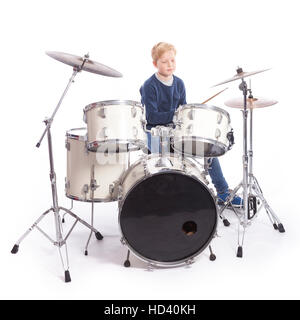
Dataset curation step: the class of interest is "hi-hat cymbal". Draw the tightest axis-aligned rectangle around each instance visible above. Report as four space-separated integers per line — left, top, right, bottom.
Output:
46 51 122 77
224 96 278 109
213 67 270 87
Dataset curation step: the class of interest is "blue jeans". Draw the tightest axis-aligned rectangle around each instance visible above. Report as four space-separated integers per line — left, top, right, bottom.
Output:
146 132 228 194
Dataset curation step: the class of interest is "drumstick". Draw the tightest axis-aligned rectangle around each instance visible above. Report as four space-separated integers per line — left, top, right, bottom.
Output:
201 87 228 104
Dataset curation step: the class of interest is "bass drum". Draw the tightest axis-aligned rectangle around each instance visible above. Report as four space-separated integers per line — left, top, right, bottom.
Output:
118 155 218 266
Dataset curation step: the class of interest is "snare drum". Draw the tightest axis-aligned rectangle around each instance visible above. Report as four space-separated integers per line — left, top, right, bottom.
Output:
172 104 234 157
65 128 128 202
118 154 217 266
83 100 147 152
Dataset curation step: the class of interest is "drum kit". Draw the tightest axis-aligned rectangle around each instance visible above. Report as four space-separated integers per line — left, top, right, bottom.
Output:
11 52 285 282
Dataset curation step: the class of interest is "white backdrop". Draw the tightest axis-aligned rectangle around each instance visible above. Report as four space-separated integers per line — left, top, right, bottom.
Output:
1 0 299 300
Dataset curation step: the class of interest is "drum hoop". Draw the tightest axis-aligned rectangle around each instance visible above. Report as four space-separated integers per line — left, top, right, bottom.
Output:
84 100 143 113
87 139 146 152
172 136 228 157
66 127 87 141
178 103 231 121
66 193 117 203
118 165 218 267
118 153 198 187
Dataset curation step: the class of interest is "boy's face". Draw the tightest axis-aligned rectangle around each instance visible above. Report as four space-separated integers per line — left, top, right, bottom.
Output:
153 50 176 78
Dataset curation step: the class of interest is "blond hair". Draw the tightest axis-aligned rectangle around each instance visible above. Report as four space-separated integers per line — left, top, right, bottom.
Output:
151 42 176 62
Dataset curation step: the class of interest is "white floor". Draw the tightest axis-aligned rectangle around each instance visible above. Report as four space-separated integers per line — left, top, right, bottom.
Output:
2 194 299 300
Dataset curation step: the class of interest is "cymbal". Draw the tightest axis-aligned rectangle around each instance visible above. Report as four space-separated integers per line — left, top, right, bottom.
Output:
213 67 270 87
224 96 278 109
46 51 122 77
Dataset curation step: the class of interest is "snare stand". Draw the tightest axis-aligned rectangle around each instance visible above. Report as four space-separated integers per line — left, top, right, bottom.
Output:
11 56 103 282
218 71 285 258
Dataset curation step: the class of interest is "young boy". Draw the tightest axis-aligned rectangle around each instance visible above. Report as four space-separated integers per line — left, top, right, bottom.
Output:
139 42 242 207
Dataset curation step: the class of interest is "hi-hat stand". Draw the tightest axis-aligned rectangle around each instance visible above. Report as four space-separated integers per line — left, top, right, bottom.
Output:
11 55 103 282
218 70 285 258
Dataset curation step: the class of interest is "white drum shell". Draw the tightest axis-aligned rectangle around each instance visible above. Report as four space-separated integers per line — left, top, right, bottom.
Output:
173 104 232 157
119 154 210 203
66 129 128 202
84 100 147 152
118 154 216 267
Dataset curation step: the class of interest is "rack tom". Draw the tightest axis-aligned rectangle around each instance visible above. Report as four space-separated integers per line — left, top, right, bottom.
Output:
172 104 234 157
83 100 147 152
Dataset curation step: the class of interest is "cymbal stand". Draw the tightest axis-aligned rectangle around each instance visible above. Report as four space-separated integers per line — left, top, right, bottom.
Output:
218 71 285 257
11 54 103 282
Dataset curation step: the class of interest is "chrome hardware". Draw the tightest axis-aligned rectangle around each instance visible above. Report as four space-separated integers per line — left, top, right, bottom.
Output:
215 128 221 139
181 162 187 172
217 113 223 124
120 237 127 246
99 108 106 119
175 119 183 129
65 178 70 190
118 185 123 200
131 107 137 118
188 109 195 120
109 183 115 195
83 111 87 123
186 124 193 134
102 127 108 139
90 179 99 191
65 141 70 151
83 184 89 193
132 126 138 138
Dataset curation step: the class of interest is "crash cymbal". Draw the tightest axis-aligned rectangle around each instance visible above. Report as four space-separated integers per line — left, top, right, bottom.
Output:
46 51 122 77
225 96 278 109
213 67 270 87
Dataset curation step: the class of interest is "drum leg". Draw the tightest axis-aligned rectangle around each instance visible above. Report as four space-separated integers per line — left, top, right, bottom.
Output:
84 200 103 256
237 219 247 258
62 199 73 223
124 250 131 268
209 245 216 261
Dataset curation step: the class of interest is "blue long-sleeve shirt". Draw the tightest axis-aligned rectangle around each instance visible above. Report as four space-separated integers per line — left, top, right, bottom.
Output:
140 74 187 129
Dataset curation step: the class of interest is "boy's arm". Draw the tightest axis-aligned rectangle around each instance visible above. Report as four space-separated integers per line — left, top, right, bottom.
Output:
143 85 174 125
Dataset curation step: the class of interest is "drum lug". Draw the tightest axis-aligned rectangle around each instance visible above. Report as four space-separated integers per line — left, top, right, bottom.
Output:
109 183 115 195
227 128 235 149
83 184 89 193
131 107 137 118
90 179 99 191
120 237 127 246
175 119 183 129
84 141 89 154
83 110 87 123
217 113 223 124
185 258 195 266
118 185 123 200
132 126 138 139
99 108 106 119
143 161 150 176
186 124 193 134
188 109 195 120
215 128 221 139
102 127 108 139
65 141 70 151
65 178 70 190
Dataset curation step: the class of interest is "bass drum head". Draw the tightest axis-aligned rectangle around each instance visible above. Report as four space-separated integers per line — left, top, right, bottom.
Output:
119 171 217 265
